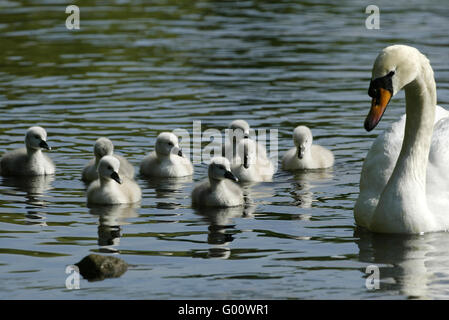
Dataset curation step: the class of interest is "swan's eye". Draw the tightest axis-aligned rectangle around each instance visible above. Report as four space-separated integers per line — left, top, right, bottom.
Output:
107 165 112 170
34 135 40 139
387 70 395 77
168 142 174 147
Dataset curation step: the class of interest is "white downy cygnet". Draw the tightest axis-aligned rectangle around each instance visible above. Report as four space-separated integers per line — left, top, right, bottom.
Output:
140 132 193 178
223 119 268 162
82 137 135 183
87 156 141 205
282 125 334 170
231 138 275 182
192 157 244 208
0 126 55 176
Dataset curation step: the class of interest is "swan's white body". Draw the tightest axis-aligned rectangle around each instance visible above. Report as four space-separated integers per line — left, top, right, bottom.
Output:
192 157 244 208
82 137 135 183
282 126 334 170
354 45 449 234
140 132 193 178
87 156 141 205
231 138 275 182
0 126 55 176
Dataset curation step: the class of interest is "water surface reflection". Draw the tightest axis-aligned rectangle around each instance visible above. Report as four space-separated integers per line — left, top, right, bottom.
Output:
194 205 256 259
356 229 449 299
89 204 139 253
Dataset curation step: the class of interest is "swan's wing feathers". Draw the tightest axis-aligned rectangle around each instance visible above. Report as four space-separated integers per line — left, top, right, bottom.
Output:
355 115 406 225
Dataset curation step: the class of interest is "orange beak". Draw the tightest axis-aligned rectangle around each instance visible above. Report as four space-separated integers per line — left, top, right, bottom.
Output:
364 88 392 131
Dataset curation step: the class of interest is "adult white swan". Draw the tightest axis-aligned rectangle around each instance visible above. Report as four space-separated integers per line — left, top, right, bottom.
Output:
354 45 449 234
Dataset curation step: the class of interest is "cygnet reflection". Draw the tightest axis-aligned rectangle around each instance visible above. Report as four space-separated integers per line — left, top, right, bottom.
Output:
289 169 333 208
195 204 256 259
143 175 192 210
1 175 54 205
89 204 139 253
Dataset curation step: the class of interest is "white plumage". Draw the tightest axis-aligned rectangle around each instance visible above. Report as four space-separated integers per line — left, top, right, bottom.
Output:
282 125 334 170
354 45 449 234
87 156 141 205
0 126 55 176
231 138 275 182
192 157 244 208
82 137 135 183
223 119 268 163
140 132 193 178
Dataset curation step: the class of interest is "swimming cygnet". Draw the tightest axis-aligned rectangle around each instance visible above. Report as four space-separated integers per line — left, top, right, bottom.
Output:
82 137 135 183
0 126 55 176
223 119 268 162
192 157 244 208
282 125 334 170
231 138 275 182
140 132 193 178
87 156 141 205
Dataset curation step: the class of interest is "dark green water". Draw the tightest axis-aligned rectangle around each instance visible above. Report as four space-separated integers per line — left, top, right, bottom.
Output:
0 0 448 299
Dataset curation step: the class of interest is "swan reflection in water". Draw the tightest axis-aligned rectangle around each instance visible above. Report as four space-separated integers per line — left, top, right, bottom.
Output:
194 204 256 259
355 228 449 299
89 204 139 253
288 169 333 208
1 175 55 226
142 175 192 209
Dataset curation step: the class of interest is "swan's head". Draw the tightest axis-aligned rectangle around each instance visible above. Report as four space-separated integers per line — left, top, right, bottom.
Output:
293 126 312 159
235 138 258 169
365 45 430 131
228 119 250 141
26 126 50 151
155 132 183 157
98 155 122 184
94 137 114 159
208 157 238 182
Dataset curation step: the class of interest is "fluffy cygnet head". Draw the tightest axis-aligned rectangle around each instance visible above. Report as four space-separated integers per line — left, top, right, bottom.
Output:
208 157 238 182
228 119 250 141
94 137 114 160
293 126 313 159
155 132 183 157
235 138 258 169
98 155 122 184
25 126 50 151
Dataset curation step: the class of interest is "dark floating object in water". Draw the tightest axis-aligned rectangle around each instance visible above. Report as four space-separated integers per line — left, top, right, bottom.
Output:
75 254 128 281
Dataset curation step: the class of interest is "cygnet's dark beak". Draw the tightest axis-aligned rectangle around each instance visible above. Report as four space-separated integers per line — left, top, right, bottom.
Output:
110 171 122 184
224 170 238 182
297 147 305 159
39 140 51 150
243 155 249 169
